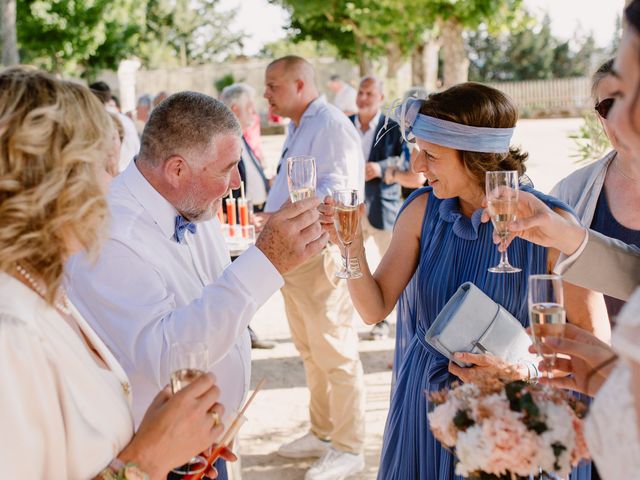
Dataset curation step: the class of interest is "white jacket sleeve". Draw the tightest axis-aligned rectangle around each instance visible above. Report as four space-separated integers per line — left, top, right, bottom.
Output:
0 315 68 478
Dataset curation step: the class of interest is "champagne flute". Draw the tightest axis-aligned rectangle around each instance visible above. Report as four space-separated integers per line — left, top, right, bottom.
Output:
486 170 521 273
528 274 566 378
333 189 362 279
169 341 210 475
287 155 316 202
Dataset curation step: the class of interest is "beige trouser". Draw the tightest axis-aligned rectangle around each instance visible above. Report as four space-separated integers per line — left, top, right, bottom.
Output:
362 216 392 261
281 245 366 453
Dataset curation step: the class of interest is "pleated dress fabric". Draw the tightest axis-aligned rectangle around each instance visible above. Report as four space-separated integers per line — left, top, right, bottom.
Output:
377 185 581 480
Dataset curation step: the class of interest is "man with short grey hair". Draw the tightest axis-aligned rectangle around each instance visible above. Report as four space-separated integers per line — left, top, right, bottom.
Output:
221 83 274 350
220 83 269 211
67 91 328 479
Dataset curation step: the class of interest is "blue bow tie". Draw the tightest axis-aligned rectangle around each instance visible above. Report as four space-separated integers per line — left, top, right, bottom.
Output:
174 215 197 244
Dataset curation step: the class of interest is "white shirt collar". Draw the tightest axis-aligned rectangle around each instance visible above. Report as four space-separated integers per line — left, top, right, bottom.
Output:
354 110 381 133
120 159 179 240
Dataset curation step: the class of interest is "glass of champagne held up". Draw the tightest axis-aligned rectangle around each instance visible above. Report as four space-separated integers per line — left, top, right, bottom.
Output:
486 170 521 273
169 341 210 475
287 155 316 202
333 189 362 279
528 274 566 377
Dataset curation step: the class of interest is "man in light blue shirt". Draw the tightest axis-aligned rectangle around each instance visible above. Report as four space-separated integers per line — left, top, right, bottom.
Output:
262 56 366 480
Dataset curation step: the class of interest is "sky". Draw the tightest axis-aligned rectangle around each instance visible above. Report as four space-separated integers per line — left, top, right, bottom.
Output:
221 0 625 56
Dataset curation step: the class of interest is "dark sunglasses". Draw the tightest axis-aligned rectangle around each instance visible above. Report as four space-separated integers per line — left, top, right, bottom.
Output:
595 98 614 119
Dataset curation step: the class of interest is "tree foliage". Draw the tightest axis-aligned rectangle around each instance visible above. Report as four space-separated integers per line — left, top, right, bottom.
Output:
270 0 429 71
17 0 144 77
258 38 338 60
13 0 245 77
273 0 524 83
468 12 607 82
140 0 246 68
423 0 523 32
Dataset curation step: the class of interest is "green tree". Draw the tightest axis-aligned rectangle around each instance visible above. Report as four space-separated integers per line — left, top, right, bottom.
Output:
17 0 143 77
468 12 603 82
259 37 338 60
504 14 555 80
271 0 429 75
275 0 525 88
141 0 245 68
552 32 600 78
15 0 245 76
424 0 524 87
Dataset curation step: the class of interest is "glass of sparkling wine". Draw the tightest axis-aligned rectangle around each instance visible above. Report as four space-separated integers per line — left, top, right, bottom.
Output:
169 341 210 475
486 170 521 273
287 155 316 202
333 189 362 279
528 274 566 377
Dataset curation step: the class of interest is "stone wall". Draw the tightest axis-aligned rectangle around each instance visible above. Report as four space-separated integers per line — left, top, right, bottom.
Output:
99 57 360 115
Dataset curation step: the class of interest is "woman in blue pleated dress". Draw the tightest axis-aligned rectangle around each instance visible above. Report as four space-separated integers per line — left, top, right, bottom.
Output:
321 83 610 479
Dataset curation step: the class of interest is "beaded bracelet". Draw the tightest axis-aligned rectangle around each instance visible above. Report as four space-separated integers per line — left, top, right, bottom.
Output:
342 256 362 275
97 459 149 480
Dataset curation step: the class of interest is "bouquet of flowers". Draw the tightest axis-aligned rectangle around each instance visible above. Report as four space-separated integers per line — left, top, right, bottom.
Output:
428 375 590 479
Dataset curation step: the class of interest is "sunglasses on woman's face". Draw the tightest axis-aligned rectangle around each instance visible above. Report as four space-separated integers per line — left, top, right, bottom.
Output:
595 98 614 119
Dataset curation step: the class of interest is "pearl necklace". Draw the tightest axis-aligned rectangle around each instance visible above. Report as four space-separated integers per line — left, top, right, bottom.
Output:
15 263 71 315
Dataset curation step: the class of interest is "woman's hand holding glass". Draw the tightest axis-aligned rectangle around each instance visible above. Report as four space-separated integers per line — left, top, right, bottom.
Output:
117 372 225 479
481 189 587 256
485 170 521 273
528 274 566 377
167 342 215 475
527 323 616 396
318 195 366 268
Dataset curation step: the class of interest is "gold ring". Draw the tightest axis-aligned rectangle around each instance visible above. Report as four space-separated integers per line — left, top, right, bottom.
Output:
210 411 220 426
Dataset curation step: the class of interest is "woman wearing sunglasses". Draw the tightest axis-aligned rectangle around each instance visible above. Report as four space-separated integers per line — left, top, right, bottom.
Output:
482 2 640 476
551 58 640 326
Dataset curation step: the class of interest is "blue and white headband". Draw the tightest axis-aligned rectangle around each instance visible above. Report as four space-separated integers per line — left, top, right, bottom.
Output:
377 97 515 154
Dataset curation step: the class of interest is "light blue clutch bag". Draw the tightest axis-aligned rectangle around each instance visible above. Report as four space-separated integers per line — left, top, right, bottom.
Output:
425 282 534 368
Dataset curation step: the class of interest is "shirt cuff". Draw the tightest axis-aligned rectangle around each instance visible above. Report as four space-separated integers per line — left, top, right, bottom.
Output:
226 245 284 304
553 228 589 275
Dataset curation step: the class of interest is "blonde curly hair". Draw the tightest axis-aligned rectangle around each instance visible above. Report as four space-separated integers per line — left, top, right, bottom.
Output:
0 67 112 304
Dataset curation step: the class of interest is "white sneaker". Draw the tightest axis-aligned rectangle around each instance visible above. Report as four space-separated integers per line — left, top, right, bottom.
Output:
277 432 330 459
304 448 365 480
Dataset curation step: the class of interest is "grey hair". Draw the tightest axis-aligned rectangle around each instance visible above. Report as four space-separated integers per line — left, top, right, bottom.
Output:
220 83 254 108
360 75 384 93
138 91 241 167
